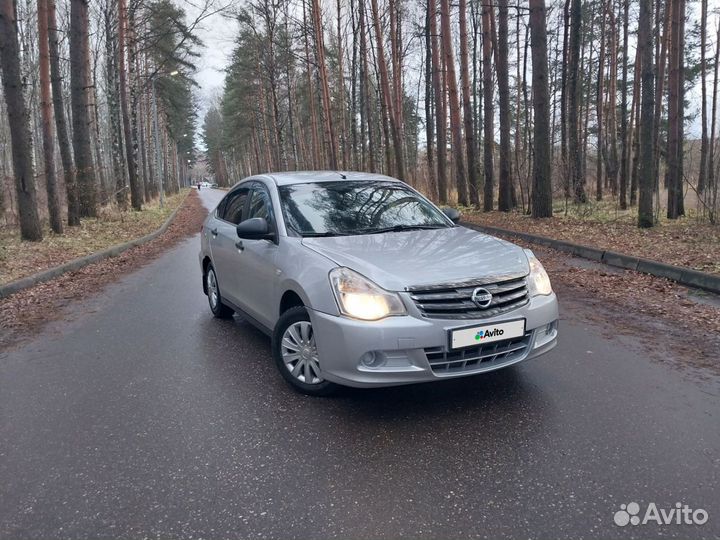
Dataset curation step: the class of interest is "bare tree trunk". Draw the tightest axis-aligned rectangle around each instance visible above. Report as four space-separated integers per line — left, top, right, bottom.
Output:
370 0 405 180
471 0 482 185
429 0 447 202
337 0 348 169
48 0 79 226
580 12 593 190
568 0 586 203
596 1 605 201
311 0 339 170
104 0 126 210
140 78 154 198
349 0 359 170
708 23 720 196
652 0 670 192
529 0 552 218
675 0 685 216
605 6 619 197
69 0 98 217
496 0 513 210
0 0 43 240
424 0 435 197
514 16 524 211
359 0 375 172
638 0 655 227
459 0 479 206
438 0 467 204
118 0 140 209
302 0 321 170
698 0 708 194
389 0 404 176
630 44 641 205
481 0 494 211
666 0 684 219
130 5 147 201
560 0 570 198
619 0 629 209
38 0 63 232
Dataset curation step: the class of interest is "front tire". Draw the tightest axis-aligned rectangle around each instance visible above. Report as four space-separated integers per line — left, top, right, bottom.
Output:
206 264 234 319
272 306 337 396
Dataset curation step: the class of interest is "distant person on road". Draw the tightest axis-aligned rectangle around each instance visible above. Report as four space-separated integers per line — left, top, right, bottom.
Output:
197 182 201 191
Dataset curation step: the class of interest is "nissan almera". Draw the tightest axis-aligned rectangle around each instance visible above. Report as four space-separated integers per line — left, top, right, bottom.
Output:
199 171 558 395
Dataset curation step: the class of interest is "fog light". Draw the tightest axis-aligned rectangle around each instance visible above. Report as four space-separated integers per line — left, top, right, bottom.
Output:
534 321 558 349
359 351 386 368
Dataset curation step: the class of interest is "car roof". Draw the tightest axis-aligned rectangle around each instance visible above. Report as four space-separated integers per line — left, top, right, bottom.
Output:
254 171 401 186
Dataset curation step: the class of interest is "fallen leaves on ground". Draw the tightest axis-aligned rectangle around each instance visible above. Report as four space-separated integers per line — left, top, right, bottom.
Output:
0 190 189 285
507 234 720 375
464 209 720 275
0 191 206 349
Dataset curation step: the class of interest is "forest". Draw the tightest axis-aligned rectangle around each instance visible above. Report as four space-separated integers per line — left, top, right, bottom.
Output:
0 0 719 244
203 0 720 228
0 0 204 241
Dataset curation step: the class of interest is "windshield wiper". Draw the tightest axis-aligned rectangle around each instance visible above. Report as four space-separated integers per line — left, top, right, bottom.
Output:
300 231 345 237
300 231 363 237
361 224 448 234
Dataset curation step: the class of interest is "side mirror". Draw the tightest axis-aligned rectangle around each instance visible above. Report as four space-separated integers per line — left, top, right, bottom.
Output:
236 217 274 240
442 207 461 224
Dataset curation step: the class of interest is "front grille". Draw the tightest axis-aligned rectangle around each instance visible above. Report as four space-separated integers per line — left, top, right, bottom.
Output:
408 275 529 319
425 331 532 374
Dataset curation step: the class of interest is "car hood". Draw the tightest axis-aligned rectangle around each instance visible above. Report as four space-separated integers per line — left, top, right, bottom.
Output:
301 226 530 291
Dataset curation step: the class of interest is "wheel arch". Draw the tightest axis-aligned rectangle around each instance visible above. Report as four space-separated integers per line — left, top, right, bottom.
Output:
278 282 314 318
279 289 304 316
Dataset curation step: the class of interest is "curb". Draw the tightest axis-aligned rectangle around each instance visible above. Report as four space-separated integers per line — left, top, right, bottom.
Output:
0 192 189 299
462 222 720 295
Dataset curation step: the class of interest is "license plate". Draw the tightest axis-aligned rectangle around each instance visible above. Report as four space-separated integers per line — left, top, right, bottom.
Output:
450 319 526 349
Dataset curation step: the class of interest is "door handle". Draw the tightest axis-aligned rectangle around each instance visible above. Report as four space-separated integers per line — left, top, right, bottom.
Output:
235 240 244 251
210 228 218 237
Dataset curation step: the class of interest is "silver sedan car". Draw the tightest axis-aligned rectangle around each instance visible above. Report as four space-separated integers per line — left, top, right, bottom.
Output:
199 171 558 395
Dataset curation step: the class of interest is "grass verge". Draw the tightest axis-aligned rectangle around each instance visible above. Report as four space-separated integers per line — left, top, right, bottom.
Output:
0 190 189 285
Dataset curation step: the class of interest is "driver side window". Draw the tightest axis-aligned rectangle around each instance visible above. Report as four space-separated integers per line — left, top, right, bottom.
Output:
247 187 272 223
219 187 250 225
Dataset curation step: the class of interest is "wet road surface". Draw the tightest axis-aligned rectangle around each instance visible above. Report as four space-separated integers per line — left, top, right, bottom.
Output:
1 188 718 539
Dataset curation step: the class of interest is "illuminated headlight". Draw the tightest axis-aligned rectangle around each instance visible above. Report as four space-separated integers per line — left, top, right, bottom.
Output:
329 267 407 321
524 250 553 296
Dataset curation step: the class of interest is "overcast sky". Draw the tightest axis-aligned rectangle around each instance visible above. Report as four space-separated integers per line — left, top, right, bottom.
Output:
189 3 239 122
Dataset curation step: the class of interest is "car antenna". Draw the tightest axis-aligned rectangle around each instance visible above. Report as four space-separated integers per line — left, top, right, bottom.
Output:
334 171 347 179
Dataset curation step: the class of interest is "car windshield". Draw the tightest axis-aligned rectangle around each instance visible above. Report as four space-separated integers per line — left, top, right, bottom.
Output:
278 181 451 237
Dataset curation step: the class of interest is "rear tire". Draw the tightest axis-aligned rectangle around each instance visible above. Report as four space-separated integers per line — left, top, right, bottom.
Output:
206 264 234 319
272 306 337 396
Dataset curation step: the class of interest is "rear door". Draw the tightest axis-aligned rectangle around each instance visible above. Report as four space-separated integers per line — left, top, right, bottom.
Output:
209 185 250 305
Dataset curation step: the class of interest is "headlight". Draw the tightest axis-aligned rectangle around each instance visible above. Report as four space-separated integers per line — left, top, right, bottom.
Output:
329 267 407 321
525 250 553 296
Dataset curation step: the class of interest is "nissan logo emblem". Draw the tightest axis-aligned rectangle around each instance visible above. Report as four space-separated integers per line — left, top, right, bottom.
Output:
471 287 493 308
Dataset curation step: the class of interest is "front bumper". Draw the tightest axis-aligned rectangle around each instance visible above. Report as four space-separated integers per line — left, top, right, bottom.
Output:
310 293 559 388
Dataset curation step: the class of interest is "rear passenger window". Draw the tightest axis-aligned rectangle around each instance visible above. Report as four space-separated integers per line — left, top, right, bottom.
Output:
220 188 249 224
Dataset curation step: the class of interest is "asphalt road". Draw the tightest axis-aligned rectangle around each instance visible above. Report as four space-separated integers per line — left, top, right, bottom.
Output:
1 188 718 540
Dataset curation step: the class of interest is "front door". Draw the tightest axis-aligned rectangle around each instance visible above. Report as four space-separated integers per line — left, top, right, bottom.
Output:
233 184 280 328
